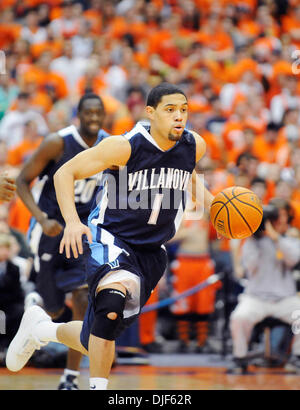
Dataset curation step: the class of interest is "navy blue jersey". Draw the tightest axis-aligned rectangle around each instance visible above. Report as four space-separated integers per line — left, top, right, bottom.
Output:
88 122 196 248
32 125 109 225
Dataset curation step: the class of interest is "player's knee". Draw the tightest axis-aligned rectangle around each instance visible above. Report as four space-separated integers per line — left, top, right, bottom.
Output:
107 311 118 320
91 288 126 341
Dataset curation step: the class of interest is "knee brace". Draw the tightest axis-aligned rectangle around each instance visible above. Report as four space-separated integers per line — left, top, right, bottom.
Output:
91 288 126 341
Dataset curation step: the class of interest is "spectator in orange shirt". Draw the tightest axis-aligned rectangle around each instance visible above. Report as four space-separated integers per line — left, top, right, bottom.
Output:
194 11 234 62
49 0 81 39
7 120 43 167
21 50 68 102
252 122 289 168
281 4 300 49
292 165 300 204
188 113 223 167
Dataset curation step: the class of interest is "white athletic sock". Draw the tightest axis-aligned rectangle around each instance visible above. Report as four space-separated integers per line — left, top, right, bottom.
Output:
89 377 108 390
64 368 80 377
35 320 62 343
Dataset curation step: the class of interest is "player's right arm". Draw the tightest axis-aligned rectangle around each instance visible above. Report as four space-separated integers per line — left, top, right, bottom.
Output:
16 133 64 236
54 135 131 258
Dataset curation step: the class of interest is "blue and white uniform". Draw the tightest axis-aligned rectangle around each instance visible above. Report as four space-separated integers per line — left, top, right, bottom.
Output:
28 125 109 312
81 122 197 348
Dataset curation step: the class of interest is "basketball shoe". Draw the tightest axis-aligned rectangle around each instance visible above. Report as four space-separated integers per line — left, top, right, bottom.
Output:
6 306 51 372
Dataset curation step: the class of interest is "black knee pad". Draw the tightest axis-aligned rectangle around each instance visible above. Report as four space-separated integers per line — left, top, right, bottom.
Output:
91 288 126 341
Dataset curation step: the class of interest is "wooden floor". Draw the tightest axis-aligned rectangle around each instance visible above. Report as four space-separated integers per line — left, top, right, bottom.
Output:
0 365 299 390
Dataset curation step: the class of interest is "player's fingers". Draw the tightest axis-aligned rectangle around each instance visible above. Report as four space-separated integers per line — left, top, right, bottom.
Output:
85 227 93 244
77 235 83 255
70 237 78 259
59 238 65 255
5 182 16 191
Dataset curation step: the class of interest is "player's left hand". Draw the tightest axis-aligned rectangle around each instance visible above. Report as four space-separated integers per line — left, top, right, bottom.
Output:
59 221 92 258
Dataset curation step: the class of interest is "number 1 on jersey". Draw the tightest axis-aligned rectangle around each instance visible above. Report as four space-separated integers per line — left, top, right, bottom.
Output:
148 193 164 225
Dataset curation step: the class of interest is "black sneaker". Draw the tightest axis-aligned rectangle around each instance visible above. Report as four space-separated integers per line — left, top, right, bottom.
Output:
285 356 300 374
57 374 79 390
226 358 249 375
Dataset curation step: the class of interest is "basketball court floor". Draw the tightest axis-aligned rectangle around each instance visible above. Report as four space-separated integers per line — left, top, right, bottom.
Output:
1 353 299 390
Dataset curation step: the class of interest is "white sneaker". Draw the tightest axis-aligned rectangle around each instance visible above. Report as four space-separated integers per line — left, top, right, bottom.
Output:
6 306 51 372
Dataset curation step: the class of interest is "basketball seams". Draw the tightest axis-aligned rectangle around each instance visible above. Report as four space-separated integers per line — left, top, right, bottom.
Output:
224 203 233 238
233 196 263 215
232 186 263 216
221 191 253 235
212 191 256 228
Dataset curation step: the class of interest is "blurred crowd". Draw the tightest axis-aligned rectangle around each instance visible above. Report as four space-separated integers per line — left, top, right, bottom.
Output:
1 0 300 360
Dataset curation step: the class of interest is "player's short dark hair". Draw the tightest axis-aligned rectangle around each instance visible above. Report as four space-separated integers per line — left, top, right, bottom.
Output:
77 93 104 112
146 82 187 108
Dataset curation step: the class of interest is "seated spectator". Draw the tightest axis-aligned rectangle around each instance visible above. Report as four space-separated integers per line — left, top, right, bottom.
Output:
228 198 300 374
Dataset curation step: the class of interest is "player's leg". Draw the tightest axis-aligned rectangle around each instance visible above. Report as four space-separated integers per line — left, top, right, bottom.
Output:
57 287 88 390
87 282 127 389
6 306 88 372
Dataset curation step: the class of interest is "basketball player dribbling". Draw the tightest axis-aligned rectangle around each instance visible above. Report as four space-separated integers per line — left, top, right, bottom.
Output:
6 83 217 390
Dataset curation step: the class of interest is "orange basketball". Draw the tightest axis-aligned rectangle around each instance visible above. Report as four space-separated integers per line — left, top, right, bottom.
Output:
210 186 263 239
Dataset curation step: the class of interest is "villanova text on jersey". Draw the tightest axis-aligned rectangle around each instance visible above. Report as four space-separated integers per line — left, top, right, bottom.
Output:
89 122 197 248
